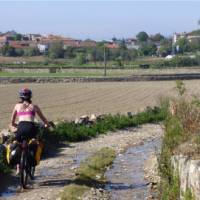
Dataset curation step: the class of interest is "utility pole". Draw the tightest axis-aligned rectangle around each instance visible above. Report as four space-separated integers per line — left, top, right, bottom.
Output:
104 44 107 76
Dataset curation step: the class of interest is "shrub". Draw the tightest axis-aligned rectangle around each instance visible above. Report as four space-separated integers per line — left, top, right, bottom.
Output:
53 106 166 142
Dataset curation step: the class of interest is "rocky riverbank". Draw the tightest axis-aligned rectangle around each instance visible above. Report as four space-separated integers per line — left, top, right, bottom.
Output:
0 123 163 200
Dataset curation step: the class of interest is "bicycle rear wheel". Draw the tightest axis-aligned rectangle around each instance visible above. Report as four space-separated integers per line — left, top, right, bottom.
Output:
30 166 35 180
20 151 29 189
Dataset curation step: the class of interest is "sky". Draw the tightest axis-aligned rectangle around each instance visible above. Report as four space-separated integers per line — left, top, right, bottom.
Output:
0 1 200 40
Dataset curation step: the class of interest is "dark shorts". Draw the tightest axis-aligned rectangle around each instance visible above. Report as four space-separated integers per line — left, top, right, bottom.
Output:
16 121 37 142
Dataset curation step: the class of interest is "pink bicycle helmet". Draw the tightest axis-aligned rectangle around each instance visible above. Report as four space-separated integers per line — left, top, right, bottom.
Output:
19 88 32 100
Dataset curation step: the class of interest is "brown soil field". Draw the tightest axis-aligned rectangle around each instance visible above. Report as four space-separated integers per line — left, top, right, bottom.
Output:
0 80 200 129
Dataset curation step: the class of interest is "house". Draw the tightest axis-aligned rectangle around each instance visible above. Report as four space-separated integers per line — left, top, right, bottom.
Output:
125 38 139 49
78 40 96 48
9 41 29 49
0 36 8 48
63 39 81 49
173 32 200 44
172 33 186 44
105 42 119 49
37 43 49 53
26 34 42 42
9 41 37 49
187 35 200 42
63 39 96 49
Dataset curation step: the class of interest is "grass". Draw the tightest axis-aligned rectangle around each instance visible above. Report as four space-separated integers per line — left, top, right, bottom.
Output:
53 106 166 142
61 184 89 200
0 71 105 77
0 70 136 77
158 116 182 199
158 81 200 199
0 55 160 67
60 147 116 200
184 188 195 200
76 147 115 182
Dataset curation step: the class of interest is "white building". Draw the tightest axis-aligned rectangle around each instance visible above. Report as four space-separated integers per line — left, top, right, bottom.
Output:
27 34 42 42
125 38 139 49
172 33 186 45
37 43 49 53
173 32 200 44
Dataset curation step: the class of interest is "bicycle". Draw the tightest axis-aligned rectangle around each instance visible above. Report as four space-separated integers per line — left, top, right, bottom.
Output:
19 121 55 189
19 138 36 189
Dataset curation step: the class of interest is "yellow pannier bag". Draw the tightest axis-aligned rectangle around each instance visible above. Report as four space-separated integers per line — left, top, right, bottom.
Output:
6 141 20 165
29 139 44 165
35 142 44 165
6 144 11 164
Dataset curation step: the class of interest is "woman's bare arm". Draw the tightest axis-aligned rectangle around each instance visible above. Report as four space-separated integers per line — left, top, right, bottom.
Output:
35 105 49 126
11 105 17 127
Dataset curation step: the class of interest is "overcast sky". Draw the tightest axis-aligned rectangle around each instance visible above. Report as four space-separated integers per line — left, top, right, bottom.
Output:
0 1 200 40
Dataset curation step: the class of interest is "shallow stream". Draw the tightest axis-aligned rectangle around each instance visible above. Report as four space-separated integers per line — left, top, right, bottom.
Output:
105 138 161 200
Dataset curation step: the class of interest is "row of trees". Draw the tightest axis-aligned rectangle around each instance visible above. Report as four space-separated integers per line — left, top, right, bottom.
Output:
0 45 40 57
48 43 138 65
0 42 138 65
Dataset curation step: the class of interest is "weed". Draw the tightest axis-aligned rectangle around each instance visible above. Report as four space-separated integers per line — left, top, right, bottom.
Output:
184 188 195 200
60 147 116 200
61 184 89 200
175 80 186 96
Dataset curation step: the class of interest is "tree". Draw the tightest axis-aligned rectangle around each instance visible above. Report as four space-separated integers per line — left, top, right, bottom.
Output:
15 49 24 56
24 48 40 56
119 39 127 50
128 49 138 60
64 46 75 59
150 33 165 42
158 39 172 57
138 43 157 56
112 37 117 42
158 45 171 57
136 31 149 42
48 41 64 59
1 45 15 56
75 53 86 65
176 37 189 53
15 34 22 41
188 38 200 52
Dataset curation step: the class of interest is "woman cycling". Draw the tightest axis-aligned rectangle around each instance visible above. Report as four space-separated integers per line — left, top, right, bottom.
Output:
11 88 49 173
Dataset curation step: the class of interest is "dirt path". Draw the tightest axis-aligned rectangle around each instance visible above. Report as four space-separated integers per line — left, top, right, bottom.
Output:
0 124 163 200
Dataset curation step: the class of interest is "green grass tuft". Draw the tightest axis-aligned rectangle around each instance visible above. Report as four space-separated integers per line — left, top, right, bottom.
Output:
60 147 116 200
60 184 89 200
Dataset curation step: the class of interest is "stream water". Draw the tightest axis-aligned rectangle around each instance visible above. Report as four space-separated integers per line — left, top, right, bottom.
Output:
0 137 161 200
105 138 161 200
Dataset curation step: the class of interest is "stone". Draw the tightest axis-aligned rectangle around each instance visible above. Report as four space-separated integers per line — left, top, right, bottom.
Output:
172 155 200 200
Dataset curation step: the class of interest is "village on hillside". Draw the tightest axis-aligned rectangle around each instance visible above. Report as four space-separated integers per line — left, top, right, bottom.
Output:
0 30 200 57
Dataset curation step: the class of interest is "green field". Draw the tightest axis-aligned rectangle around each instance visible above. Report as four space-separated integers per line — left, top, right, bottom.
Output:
0 70 134 77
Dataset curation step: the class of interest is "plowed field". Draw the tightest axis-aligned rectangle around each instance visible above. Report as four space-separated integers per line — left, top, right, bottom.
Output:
0 80 199 129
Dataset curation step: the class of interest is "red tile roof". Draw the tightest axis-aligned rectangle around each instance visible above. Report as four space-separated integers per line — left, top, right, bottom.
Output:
105 43 119 49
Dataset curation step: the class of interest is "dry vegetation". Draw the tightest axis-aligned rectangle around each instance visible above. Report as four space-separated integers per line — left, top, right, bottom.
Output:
0 80 200 129
0 56 46 63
